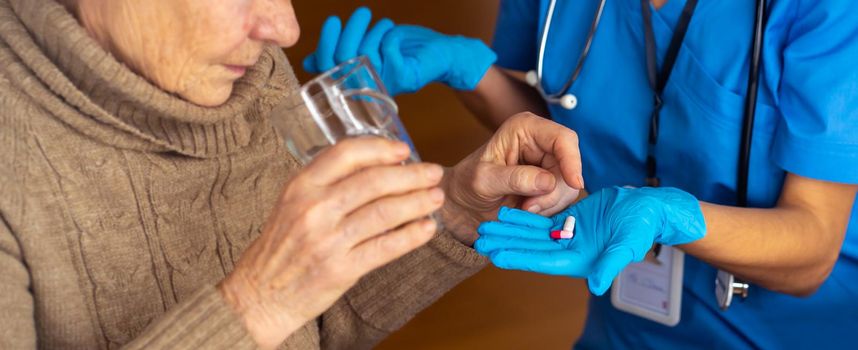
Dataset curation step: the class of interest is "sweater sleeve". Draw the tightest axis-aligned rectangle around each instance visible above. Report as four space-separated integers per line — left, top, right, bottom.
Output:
0 214 37 349
121 285 259 350
318 229 488 350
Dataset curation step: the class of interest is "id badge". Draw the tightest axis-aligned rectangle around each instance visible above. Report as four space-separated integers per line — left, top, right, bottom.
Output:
610 246 684 326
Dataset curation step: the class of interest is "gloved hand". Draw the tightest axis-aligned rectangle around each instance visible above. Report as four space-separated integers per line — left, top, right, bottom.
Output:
303 7 497 95
303 8 394 79
474 187 706 295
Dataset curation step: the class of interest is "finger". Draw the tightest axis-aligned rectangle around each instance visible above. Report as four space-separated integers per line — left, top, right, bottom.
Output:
506 114 585 190
359 18 395 69
335 7 373 63
521 182 581 216
380 26 406 74
473 163 556 200
489 249 592 278
477 221 552 241
496 206 555 229
303 53 319 73
330 162 443 215
474 236 562 256
342 187 443 245
588 246 635 296
349 218 437 272
316 16 343 71
301 137 410 186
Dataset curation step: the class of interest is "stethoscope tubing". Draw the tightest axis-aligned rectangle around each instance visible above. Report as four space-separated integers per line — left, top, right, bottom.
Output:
527 0 768 310
530 0 606 108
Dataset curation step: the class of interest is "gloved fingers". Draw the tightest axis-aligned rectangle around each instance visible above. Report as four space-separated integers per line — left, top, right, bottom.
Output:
587 246 635 296
477 221 552 241
380 25 407 74
393 25 439 40
489 249 591 278
359 18 394 70
496 206 555 229
378 25 448 95
303 54 319 73
314 16 343 72
335 7 373 64
474 236 562 256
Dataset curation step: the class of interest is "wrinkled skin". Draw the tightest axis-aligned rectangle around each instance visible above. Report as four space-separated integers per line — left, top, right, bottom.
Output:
220 138 446 349
67 0 300 106
62 2 588 348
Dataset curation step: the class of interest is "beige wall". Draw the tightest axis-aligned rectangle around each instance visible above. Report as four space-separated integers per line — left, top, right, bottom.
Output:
285 1 589 349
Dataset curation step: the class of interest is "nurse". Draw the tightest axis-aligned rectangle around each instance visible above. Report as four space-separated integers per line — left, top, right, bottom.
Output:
304 1 858 348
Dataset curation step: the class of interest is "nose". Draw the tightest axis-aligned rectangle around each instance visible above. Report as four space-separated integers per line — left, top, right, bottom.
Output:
249 0 301 47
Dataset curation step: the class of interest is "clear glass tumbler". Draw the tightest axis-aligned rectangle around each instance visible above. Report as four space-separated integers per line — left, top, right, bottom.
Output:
273 56 420 164
272 56 441 227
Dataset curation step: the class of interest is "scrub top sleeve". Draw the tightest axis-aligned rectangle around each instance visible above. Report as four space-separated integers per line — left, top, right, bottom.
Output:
772 0 858 184
492 0 540 71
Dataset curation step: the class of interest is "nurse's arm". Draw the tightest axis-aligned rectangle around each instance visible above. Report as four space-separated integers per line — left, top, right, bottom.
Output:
457 67 549 130
680 174 858 297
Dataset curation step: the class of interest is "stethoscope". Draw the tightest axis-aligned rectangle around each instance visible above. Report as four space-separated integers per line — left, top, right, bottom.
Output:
525 0 606 110
527 0 769 311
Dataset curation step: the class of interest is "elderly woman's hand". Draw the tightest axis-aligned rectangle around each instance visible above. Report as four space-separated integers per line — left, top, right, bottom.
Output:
218 137 443 349
440 113 585 245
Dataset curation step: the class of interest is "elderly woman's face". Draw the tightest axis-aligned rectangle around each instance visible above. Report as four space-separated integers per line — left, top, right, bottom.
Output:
74 0 300 106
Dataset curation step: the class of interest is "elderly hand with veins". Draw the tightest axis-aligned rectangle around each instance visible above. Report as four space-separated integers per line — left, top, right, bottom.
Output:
440 112 585 245
219 113 585 349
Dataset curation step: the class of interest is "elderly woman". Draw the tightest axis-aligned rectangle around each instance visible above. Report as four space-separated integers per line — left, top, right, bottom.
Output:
0 0 586 349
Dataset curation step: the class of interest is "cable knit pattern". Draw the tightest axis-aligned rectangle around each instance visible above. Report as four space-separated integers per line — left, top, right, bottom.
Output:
0 0 487 349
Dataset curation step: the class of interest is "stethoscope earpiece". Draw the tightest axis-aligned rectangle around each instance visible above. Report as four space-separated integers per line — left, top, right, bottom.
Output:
531 0 606 112
526 70 539 87
529 70 578 110
560 94 578 110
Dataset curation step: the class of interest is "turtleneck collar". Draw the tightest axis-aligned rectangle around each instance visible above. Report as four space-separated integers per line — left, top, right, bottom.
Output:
0 0 298 158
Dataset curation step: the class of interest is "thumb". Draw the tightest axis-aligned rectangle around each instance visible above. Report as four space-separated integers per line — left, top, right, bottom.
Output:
476 163 556 199
380 26 406 73
587 246 635 296
500 115 584 190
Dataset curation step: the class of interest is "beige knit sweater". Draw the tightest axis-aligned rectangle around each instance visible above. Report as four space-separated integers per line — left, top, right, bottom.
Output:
0 0 487 348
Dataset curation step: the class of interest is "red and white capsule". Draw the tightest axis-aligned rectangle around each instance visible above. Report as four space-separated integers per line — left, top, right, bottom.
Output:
550 216 576 240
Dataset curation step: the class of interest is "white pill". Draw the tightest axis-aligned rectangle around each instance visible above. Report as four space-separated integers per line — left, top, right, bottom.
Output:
563 216 576 232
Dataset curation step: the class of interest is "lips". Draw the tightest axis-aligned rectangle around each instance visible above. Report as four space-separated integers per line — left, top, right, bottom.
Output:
224 64 249 76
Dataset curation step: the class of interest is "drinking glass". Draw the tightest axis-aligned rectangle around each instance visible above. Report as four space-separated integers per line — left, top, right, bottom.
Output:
273 56 420 164
271 56 441 227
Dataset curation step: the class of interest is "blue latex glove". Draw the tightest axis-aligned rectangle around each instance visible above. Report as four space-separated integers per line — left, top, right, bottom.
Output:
303 7 497 95
303 8 394 77
474 187 706 295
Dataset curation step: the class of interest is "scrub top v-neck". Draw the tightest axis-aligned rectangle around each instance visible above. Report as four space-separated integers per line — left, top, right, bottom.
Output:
492 0 858 348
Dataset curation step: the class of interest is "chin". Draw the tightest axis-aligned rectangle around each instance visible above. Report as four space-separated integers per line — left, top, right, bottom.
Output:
180 84 234 107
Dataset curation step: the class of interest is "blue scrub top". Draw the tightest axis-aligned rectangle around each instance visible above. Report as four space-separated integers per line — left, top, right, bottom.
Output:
493 0 858 348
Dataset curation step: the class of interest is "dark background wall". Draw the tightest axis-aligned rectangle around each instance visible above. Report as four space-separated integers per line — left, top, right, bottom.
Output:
284 1 589 348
